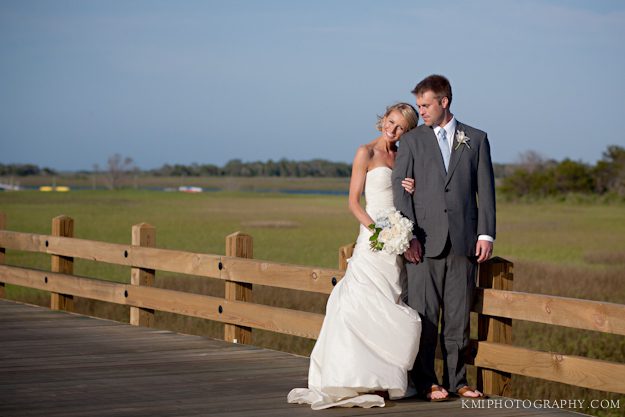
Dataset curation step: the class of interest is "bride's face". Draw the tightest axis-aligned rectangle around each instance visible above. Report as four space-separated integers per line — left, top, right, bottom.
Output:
382 110 409 142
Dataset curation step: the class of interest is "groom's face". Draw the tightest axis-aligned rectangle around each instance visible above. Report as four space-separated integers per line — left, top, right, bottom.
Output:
416 90 448 127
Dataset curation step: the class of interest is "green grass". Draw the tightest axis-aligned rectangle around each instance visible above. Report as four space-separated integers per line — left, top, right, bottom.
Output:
496 202 625 268
1 188 624 416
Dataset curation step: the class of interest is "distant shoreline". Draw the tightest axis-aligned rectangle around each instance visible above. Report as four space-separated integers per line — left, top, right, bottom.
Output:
0 175 351 194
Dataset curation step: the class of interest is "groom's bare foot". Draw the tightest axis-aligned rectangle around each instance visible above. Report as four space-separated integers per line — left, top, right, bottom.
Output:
425 385 448 401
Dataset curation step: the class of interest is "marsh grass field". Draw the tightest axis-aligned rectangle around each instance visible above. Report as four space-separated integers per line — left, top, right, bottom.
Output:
1 186 624 416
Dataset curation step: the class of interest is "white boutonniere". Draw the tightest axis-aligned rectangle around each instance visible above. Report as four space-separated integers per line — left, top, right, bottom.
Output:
455 130 471 150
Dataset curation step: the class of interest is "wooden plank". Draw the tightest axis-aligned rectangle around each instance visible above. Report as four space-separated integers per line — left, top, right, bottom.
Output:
0 265 324 339
0 300 583 417
129 246 222 279
477 257 513 397
0 212 5 298
126 285 324 339
0 265 126 305
224 232 253 344
1 347 300 373
50 215 74 311
0 230 343 292
130 223 155 327
0 230 222 278
338 242 355 271
220 255 341 294
476 288 625 336
0 229 44 252
474 341 625 394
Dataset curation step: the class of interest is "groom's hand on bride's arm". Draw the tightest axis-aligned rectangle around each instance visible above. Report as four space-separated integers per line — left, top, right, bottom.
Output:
404 238 422 263
475 240 493 263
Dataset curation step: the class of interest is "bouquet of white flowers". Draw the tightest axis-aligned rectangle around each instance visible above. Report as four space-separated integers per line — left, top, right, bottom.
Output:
368 208 414 255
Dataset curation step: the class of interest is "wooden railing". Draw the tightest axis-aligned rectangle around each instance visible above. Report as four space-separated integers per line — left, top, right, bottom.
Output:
1 213 624 397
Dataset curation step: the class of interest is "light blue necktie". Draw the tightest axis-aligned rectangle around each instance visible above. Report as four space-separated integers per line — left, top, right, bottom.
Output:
437 128 451 172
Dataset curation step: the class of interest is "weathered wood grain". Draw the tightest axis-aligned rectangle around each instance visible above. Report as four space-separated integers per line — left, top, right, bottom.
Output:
0 212 5 298
130 222 156 327
475 288 625 336
477 258 513 397
224 232 253 343
0 265 324 338
220 255 341 293
126 284 324 339
474 341 625 394
50 215 74 311
0 299 581 417
0 230 343 292
0 230 222 278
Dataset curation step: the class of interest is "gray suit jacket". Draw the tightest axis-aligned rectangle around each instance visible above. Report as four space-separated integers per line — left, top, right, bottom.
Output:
392 121 496 257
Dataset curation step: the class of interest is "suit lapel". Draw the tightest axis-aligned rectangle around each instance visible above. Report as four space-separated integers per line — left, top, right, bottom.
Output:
445 121 466 185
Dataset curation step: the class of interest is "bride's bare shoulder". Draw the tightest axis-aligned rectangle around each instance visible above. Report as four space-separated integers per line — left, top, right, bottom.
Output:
354 143 374 160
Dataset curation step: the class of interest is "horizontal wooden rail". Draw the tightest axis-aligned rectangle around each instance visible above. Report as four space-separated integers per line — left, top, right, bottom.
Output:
220 255 339 293
0 230 342 293
473 341 625 395
476 288 625 336
0 264 323 339
3 229 624 335
2 219 625 397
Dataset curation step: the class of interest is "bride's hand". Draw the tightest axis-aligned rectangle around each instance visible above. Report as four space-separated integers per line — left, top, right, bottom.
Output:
402 178 415 194
404 238 422 263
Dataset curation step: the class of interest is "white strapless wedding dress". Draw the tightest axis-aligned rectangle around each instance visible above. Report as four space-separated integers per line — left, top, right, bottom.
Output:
287 167 422 409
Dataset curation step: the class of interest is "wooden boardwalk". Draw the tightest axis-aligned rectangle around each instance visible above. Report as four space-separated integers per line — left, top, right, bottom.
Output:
0 299 584 417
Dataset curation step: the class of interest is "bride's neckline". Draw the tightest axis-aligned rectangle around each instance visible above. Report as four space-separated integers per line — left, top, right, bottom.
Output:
368 166 392 174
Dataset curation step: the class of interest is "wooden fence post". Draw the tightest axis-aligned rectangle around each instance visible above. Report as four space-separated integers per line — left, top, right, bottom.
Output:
130 223 156 327
50 215 74 311
338 243 355 271
0 212 5 298
224 232 253 344
477 256 513 397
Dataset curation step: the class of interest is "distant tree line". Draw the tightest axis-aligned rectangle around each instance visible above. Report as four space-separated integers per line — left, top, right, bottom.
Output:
1 158 352 179
149 158 353 178
5 146 625 199
500 145 625 198
0 163 57 177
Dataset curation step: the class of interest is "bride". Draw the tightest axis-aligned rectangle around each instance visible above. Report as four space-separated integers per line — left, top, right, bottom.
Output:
288 103 422 409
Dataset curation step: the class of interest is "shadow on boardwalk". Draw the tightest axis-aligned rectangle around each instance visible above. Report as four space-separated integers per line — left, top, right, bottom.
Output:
0 300 583 417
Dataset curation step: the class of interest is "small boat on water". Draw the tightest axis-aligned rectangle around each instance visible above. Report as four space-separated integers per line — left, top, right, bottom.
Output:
39 186 71 192
0 183 21 191
178 186 203 193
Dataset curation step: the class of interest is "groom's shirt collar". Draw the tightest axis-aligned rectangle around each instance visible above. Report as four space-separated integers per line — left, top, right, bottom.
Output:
433 117 457 153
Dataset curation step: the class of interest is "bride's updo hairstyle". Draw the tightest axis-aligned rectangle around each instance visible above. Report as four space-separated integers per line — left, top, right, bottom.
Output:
376 102 419 132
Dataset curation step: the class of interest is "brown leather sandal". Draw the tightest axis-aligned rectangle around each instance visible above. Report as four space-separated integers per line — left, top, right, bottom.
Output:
422 385 449 402
457 386 488 399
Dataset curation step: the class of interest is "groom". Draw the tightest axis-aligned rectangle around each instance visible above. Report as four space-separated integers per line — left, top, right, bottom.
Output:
392 74 496 401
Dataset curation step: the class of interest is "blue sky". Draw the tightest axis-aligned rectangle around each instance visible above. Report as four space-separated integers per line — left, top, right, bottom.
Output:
1 0 624 170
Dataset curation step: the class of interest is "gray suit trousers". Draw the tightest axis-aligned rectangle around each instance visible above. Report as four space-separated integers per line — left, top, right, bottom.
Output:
406 237 477 392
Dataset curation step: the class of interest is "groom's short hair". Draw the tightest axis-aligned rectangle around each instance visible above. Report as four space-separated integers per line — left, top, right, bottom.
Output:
411 74 452 106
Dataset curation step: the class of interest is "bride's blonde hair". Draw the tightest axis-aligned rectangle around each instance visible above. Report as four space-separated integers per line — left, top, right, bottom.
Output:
376 103 419 132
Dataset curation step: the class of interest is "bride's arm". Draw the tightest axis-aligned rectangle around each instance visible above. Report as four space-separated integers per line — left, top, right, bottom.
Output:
348 146 375 228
